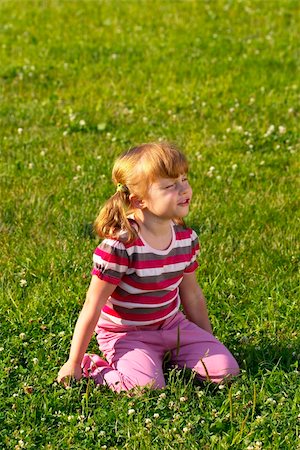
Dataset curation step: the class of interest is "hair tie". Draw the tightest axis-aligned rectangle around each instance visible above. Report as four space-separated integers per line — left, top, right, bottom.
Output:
116 183 128 194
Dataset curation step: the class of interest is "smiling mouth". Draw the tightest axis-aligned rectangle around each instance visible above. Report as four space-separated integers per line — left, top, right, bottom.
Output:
178 199 190 206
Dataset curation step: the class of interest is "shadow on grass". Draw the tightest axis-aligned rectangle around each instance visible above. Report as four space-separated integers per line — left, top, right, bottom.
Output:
237 339 299 376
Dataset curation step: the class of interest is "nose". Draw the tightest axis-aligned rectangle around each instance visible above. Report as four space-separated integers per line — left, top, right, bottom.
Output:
179 181 190 194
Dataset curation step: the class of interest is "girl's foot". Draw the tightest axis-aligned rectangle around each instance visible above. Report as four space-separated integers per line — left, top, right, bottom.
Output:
81 353 111 383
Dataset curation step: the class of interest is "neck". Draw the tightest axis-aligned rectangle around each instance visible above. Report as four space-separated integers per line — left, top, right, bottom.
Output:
134 209 171 237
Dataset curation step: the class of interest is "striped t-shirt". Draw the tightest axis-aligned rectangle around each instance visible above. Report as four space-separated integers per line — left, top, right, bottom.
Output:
92 223 200 326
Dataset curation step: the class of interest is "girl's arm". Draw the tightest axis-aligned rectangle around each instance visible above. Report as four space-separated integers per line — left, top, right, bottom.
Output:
179 272 213 334
57 275 116 385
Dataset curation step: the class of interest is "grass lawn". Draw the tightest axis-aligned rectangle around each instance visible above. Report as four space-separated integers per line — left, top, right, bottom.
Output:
0 0 299 448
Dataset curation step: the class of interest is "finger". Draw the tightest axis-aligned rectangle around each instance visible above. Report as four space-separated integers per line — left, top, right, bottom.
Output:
63 375 72 387
57 374 70 387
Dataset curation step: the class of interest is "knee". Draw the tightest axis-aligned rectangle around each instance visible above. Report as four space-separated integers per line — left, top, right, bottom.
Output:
195 353 240 384
211 359 240 383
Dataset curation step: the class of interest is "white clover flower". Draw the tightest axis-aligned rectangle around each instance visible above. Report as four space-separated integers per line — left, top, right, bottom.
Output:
232 164 238 170
195 152 202 160
159 392 166 399
218 384 225 390
179 396 187 402
67 415 74 421
264 125 275 137
145 418 152 424
28 163 34 169
63 130 68 136
19 333 26 339
153 413 160 418
58 331 65 337
99 430 105 436
128 408 135 415
20 279 27 287
17 128 23 134
183 427 189 433
32 358 39 365
278 125 286 134
79 119 86 127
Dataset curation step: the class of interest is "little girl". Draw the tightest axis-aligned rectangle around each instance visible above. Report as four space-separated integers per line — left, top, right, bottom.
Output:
57 142 239 391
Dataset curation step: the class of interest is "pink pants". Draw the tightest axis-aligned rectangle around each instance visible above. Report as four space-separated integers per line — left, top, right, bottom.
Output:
83 311 239 392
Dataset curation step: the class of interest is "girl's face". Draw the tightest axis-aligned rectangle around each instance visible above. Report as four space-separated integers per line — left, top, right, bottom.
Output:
141 174 192 220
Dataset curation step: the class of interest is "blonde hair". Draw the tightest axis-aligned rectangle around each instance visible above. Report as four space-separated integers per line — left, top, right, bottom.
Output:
94 142 189 243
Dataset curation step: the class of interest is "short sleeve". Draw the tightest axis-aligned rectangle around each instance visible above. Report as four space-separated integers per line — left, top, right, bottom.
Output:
183 230 200 274
92 238 129 285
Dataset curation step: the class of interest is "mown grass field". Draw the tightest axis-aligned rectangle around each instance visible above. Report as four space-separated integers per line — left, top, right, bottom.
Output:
0 0 299 448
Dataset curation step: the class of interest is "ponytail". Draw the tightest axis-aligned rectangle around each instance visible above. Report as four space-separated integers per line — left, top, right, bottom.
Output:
94 188 137 243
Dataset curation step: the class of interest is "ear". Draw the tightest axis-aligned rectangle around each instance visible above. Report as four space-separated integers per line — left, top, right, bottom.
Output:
129 194 146 209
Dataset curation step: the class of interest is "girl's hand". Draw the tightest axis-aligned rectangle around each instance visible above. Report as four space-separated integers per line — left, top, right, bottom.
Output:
57 360 82 387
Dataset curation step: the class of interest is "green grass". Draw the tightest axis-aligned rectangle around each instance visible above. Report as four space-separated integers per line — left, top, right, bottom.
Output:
0 0 299 448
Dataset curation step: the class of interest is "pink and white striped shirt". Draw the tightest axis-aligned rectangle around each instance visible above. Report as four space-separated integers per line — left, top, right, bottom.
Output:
92 223 200 326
